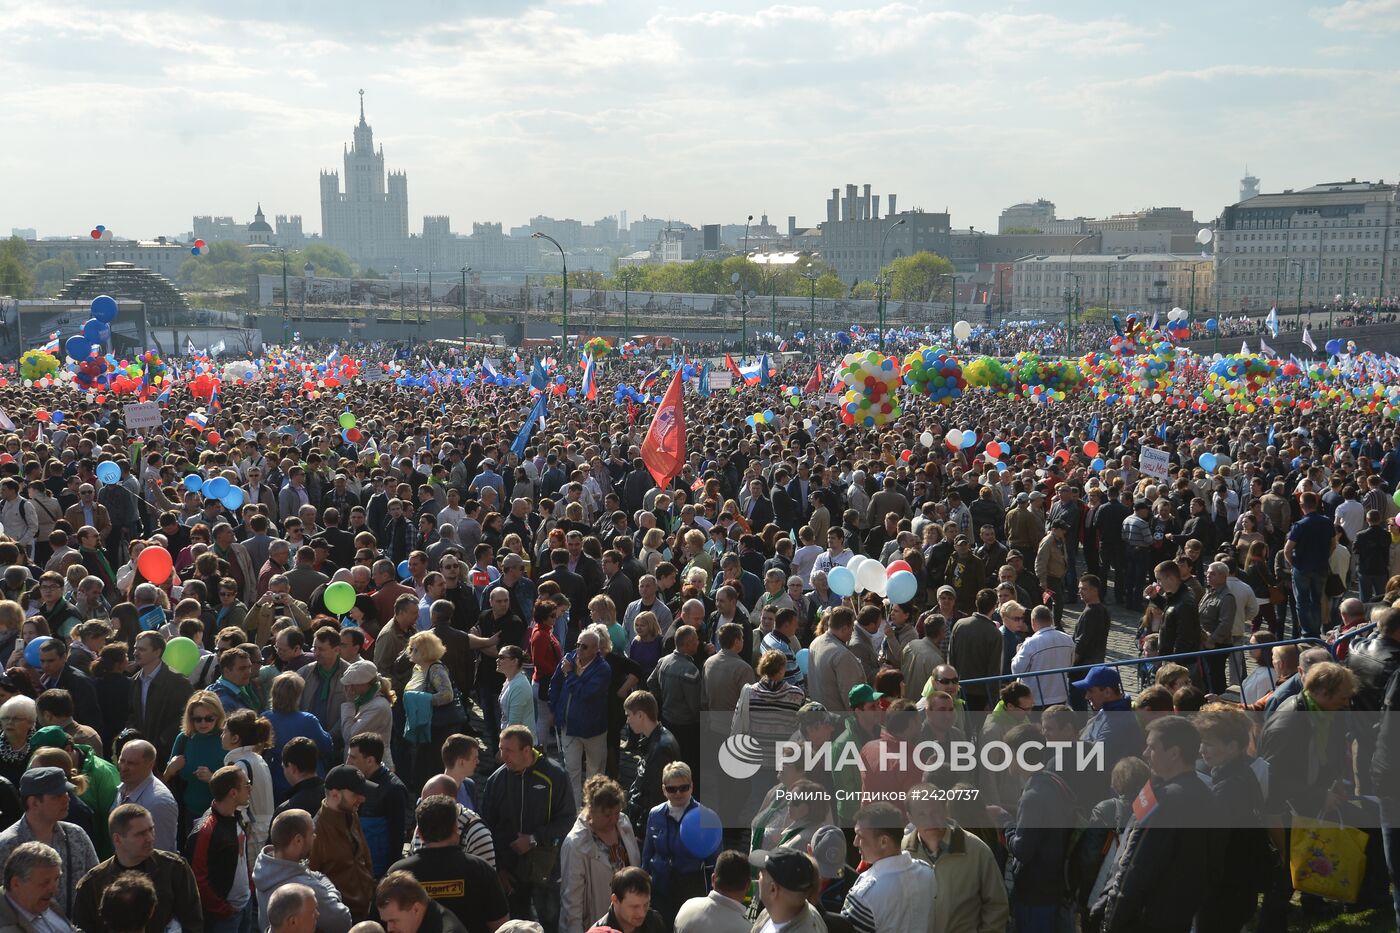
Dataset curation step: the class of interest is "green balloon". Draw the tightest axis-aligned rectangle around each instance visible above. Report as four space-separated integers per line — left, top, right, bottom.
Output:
1393 487 1400 509
324 581 357 615
339 412 356 429
165 637 201 676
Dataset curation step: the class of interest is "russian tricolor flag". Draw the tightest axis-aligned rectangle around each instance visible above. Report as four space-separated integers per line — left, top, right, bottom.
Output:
184 410 208 431
581 353 598 401
640 366 661 391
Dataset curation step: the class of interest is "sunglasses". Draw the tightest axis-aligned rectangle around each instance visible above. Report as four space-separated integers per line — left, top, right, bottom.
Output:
192 715 217 724
936 677 960 685
663 784 691 794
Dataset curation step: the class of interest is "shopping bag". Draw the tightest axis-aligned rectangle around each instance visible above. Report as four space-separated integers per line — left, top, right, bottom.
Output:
1289 812 1368 903
403 689 434 744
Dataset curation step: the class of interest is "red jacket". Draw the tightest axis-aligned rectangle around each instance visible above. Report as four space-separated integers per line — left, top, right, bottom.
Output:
530 622 562 684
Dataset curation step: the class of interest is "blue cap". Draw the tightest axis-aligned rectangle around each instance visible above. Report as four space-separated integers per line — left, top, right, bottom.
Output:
1070 665 1122 690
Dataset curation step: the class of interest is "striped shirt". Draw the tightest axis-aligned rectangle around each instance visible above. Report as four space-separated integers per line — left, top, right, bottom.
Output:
410 804 497 868
731 679 806 766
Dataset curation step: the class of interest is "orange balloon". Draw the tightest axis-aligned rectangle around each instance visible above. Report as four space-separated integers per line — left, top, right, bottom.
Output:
136 546 173 584
1083 440 1099 457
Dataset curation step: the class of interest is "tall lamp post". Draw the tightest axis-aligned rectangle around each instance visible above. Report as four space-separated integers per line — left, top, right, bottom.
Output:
1213 256 1235 345
743 215 753 255
1289 259 1304 329
397 267 406 343
532 232 568 355
800 269 818 342
937 272 959 338
413 269 421 341
301 261 314 325
460 267 472 349
877 218 906 350
278 249 290 345
1065 235 1094 355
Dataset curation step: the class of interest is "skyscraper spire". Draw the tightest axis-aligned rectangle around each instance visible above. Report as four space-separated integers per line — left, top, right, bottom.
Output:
358 88 365 124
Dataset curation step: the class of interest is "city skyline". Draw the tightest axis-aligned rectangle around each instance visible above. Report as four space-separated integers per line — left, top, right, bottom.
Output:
5 0 1400 240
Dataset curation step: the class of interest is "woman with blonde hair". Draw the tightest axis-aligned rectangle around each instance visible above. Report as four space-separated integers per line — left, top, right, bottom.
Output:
0 694 36 786
627 611 663 679
164 690 228 834
405 630 468 788
639 527 667 574
558 774 640 933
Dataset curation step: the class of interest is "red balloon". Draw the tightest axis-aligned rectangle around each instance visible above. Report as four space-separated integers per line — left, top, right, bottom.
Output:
985 442 1002 459
90 230 101 240
136 546 174 584
346 428 363 442
206 432 221 444
900 448 912 461
886 560 912 577
1055 449 1070 463
35 409 50 422
1083 440 1099 457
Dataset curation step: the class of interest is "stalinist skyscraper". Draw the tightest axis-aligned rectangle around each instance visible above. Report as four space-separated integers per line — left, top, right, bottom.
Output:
319 90 409 265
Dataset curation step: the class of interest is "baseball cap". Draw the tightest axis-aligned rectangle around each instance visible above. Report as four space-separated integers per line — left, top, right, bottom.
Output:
848 683 885 706
748 848 816 892
936 585 956 598
1015 492 1029 504
340 659 379 686
325 764 377 795
810 825 847 880
19 766 77 798
796 701 834 730
1070 665 1123 691
28 726 71 753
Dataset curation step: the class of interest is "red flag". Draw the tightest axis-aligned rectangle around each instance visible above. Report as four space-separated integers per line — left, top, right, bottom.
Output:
804 362 823 395
641 370 686 491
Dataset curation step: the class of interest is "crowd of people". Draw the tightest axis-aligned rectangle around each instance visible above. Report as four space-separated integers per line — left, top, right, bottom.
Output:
0 335 1398 933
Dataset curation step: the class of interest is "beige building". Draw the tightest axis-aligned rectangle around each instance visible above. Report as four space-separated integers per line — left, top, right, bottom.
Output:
1012 253 1214 316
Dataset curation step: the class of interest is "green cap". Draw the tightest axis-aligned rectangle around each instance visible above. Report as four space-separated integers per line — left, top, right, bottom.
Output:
28 725 71 752
847 683 885 707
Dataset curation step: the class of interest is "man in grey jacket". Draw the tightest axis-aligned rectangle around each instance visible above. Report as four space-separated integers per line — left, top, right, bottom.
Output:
808 607 866 712
253 809 355 933
646 626 703 786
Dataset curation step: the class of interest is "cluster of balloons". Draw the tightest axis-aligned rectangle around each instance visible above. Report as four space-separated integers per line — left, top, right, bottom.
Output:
612 384 651 406
825 555 919 603
1011 353 1083 402
1324 338 1355 356
181 472 245 511
1163 308 1193 342
187 373 220 402
1109 314 1153 357
745 409 779 428
583 337 611 358
19 349 60 383
963 355 1011 389
190 238 208 256
837 351 903 428
222 360 259 384
88 224 111 241
944 427 980 451
902 347 965 404
72 355 112 398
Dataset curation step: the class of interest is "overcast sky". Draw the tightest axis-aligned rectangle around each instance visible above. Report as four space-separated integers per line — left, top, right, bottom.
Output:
5 0 1400 241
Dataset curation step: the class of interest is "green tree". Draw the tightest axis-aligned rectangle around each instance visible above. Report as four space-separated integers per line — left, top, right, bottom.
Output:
31 255 82 297
881 251 955 301
570 270 605 290
851 281 877 300
298 244 353 277
0 237 34 298
814 272 845 299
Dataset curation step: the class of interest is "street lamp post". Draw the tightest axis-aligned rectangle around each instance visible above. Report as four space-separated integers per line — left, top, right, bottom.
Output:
397 267 406 343
743 215 753 255
279 250 290 345
800 270 818 342
460 267 471 349
1066 235 1093 355
1336 257 1350 335
877 218 906 351
1213 256 1235 350
1290 259 1304 330
532 232 568 356
938 272 958 335
301 261 314 325
414 269 421 341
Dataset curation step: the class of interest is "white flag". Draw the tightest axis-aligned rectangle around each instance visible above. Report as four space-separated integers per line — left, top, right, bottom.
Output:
1265 307 1279 338
1241 340 1249 356
1301 327 1317 352
0 407 13 431
1260 337 1276 358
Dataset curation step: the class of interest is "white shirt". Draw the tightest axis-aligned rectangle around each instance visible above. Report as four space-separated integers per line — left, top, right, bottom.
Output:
792 544 824 586
813 548 853 576
841 851 934 933
1010 626 1076 706
1335 499 1366 543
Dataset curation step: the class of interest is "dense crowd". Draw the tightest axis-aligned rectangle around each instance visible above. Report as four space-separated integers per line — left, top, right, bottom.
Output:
0 336 1398 933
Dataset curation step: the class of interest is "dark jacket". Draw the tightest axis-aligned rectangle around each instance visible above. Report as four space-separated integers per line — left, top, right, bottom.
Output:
627 724 681 828
540 567 590 630
1157 585 1201 658
640 799 717 899
1258 693 1354 818
1371 666 1400 793
947 614 1002 707
276 776 325 818
72 850 204 933
1001 769 1076 906
184 807 246 919
548 651 612 738
590 905 665 932
1346 632 1400 712
1093 771 1223 933
478 748 577 874
52 664 102 737
358 765 412 877
1203 757 1271 895
128 662 194 767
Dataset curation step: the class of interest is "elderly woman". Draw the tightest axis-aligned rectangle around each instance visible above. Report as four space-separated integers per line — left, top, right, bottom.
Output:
559 774 641 933
340 660 394 771
0 695 38 785
265 671 335 800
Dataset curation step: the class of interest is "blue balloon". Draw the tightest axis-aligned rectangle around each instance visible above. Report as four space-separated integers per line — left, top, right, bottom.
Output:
827 565 856 597
96 461 121 485
678 806 723 859
191 247 200 256
1090 457 1105 471
397 560 411 579
221 487 245 511
65 335 92 360
886 570 918 604
90 295 118 324
1325 338 1343 356
183 474 203 492
1205 318 1218 332
202 477 231 499
24 636 54 668
795 648 810 677
763 409 775 422
1200 452 1218 473
960 430 978 449
82 318 106 343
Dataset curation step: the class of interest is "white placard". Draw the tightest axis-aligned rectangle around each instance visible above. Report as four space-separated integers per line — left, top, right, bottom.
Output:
123 401 163 431
707 371 733 389
1140 446 1170 483
822 392 841 406
361 368 390 383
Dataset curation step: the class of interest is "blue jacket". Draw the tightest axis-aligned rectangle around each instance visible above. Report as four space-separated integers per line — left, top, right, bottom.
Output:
1080 695 1142 799
548 651 611 738
209 677 258 716
640 799 716 898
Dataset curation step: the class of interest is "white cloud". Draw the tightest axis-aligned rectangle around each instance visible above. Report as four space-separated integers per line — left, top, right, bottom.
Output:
1312 0 1400 31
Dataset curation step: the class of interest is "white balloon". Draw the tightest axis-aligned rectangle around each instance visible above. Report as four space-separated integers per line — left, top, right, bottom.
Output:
919 431 935 448
1196 228 1213 245
945 428 963 447
856 559 887 596
953 320 972 341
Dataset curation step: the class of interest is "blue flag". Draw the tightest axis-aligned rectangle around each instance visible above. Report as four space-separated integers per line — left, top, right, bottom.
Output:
1088 414 1100 443
1267 423 1276 448
1156 422 1168 441
698 363 711 398
529 359 548 391
511 392 548 459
